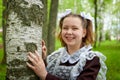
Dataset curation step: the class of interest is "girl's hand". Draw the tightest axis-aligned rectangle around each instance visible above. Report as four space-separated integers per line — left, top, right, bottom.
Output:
42 40 47 60
27 50 47 80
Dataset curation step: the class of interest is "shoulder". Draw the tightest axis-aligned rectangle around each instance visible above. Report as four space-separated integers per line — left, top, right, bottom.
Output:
93 51 107 62
85 50 107 62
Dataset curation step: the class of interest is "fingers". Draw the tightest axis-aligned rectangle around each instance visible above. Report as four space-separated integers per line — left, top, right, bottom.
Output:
27 51 43 66
28 52 39 62
27 54 38 67
42 47 47 60
26 62 35 70
35 50 41 60
42 40 47 52
27 50 47 79
42 47 47 54
42 40 45 46
41 40 47 60
35 51 45 62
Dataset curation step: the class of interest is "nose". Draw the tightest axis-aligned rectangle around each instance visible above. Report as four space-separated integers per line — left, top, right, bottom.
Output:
67 29 72 34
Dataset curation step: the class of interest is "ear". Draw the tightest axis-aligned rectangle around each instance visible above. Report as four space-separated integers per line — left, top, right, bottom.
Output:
82 28 86 38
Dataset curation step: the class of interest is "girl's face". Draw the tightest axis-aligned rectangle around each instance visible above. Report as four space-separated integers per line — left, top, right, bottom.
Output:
61 16 86 48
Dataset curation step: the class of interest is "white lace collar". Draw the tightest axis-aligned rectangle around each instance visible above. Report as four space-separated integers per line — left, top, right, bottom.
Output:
60 45 92 64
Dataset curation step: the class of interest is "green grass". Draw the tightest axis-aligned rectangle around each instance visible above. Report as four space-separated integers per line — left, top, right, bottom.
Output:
0 40 120 80
0 48 6 80
0 32 6 80
93 40 120 80
0 48 3 62
0 32 3 43
0 64 6 80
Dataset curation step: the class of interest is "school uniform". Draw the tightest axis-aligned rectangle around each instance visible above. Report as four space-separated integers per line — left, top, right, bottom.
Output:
45 45 107 80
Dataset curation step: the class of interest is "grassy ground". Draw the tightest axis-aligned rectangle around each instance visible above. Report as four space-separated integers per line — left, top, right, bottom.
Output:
93 40 120 80
0 46 6 80
0 40 120 80
0 64 6 80
0 32 6 80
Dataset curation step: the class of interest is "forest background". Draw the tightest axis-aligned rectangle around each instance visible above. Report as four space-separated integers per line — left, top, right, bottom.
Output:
0 0 120 80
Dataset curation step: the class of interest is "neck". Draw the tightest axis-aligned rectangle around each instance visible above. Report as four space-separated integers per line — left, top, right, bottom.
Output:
67 44 83 55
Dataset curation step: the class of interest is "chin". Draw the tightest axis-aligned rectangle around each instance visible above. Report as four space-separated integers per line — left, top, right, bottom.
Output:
66 42 75 46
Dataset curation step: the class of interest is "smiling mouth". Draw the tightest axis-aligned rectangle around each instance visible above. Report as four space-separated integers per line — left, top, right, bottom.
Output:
66 36 75 41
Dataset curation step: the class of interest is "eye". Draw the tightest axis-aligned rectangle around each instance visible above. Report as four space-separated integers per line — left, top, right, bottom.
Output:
62 26 68 30
72 27 78 30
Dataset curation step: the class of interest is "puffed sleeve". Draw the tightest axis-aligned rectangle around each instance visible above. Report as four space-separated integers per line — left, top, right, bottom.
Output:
77 56 100 80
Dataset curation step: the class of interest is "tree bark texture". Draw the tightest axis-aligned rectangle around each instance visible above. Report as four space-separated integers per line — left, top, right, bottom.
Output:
5 0 44 80
94 0 98 48
41 0 48 49
47 0 59 54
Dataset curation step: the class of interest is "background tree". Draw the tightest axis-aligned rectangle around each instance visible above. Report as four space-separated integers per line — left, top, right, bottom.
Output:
41 0 48 47
93 0 98 48
47 0 59 54
112 0 120 41
96 0 105 46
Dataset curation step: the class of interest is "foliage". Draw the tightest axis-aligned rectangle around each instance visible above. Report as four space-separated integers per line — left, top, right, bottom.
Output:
0 0 3 28
59 0 83 13
58 0 120 42
0 33 3 46
0 0 120 79
105 30 111 40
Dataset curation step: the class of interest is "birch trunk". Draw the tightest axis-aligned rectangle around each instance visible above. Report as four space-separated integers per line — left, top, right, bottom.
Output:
5 0 44 80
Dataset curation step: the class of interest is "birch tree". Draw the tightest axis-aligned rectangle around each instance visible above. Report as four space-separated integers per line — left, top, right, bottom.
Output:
4 0 44 79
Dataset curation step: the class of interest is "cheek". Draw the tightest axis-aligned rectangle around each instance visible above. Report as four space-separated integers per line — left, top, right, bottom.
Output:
75 31 84 38
61 31 64 38
61 30 66 36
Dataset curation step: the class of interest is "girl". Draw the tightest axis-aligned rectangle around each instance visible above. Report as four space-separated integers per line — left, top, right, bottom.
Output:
27 12 107 80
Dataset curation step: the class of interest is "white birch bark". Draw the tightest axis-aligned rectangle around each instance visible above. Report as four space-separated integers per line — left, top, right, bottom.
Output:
5 0 44 80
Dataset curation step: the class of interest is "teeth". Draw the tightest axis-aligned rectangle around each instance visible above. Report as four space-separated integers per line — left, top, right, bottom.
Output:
67 37 72 39
66 37 73 40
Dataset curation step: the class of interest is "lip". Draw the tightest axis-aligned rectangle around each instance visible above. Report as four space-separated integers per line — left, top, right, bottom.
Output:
65 36 75 41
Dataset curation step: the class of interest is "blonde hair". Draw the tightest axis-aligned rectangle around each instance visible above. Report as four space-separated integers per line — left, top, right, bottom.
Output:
58 13 94 47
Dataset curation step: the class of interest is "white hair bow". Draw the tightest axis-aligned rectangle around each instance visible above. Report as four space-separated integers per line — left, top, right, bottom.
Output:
62 9 72 17
80 12 92 20
61 10 93 21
